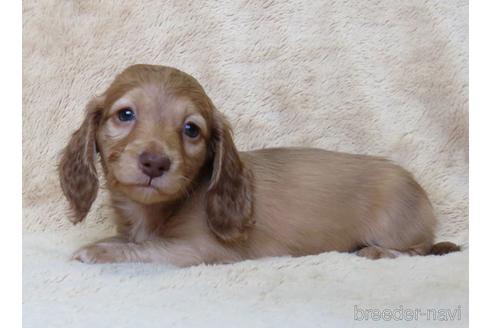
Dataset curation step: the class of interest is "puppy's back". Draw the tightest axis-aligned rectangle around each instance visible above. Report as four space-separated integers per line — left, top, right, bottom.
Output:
240 148 436 258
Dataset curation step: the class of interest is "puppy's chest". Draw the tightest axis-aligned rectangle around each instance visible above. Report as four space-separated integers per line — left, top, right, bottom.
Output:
113 200 168 243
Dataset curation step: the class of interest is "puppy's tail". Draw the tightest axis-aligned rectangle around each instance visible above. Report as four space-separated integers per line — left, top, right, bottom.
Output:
429 241 461 255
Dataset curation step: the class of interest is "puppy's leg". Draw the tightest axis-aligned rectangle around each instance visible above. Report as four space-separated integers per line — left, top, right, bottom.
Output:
355 246 406 259
72 238 231 267
72 236 128 264
355 243 432 259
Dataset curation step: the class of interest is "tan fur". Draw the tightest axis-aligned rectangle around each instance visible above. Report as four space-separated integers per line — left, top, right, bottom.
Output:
58 64 459 266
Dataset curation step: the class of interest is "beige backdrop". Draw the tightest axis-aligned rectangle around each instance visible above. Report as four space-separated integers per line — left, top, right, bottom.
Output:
23 1 468 327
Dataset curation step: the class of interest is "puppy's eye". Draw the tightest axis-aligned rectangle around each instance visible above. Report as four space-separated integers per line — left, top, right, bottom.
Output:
183 122 200 138
117 108 136 122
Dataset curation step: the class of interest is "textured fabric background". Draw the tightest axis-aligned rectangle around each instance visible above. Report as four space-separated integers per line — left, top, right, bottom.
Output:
23 1 468 327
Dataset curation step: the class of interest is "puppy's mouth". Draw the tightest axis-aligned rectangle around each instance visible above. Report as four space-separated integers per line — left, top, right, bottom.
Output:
114 178 162 192
143 178 166 192
111 170 166 190
125 181 161 192
111 169 189 200
147 177 153 186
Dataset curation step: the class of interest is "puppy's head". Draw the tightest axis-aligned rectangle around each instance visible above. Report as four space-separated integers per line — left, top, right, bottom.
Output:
59 65 254 241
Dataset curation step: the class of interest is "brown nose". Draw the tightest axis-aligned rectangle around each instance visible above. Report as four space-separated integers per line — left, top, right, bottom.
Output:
138 152 171 178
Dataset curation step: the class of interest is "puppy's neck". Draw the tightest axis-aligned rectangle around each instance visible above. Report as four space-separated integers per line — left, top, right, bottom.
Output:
111 192 183 243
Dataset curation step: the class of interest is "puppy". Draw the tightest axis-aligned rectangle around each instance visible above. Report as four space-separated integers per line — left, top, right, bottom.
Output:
59 64 459 266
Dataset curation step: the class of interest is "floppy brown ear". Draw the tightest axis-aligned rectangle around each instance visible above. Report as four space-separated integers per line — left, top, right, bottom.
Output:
206 111 255 242
58 97 103 224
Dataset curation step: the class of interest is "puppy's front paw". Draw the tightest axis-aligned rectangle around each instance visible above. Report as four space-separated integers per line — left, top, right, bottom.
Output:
72 243 123 264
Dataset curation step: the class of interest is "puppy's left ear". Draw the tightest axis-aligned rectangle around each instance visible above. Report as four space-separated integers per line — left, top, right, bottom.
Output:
206 110 254 242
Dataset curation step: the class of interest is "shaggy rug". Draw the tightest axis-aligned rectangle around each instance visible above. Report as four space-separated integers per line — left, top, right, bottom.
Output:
23 0 468 327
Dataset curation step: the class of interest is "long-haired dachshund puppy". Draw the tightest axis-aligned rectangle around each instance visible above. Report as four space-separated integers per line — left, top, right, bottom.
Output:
59 64 459 266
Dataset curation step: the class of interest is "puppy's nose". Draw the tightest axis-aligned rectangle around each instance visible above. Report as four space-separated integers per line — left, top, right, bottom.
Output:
138 152 171 178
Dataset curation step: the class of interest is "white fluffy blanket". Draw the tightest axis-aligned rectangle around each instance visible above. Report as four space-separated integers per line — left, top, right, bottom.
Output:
23 0 468 327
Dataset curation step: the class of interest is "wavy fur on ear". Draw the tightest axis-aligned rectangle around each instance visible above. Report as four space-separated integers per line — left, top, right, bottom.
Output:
58 97 103 223
206 111 255 242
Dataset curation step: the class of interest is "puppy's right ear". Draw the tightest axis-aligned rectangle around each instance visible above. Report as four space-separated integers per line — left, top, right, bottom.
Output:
58 97 104 224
